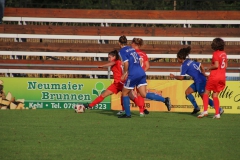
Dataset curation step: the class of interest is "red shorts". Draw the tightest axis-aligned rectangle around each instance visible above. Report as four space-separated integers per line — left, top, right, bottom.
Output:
205 79 226 92
107 82 123 94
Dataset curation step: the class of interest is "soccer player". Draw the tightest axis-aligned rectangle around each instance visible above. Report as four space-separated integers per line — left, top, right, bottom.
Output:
118 35 171 118
116 37 150 117
82 50 124 109
198 38 227 119
83 50 146 112
170 46 224 115
131 38 150 116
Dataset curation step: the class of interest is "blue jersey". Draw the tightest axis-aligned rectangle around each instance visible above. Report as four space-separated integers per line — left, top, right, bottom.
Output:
119 46 145 79
180 59 206 83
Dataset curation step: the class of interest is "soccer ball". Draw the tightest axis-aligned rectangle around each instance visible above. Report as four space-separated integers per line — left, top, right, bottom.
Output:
74 104 85 113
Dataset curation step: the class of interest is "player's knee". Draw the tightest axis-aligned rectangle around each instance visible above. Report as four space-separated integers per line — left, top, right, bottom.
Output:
139 92 146 98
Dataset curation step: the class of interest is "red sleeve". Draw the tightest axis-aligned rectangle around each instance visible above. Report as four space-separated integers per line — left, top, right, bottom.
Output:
212 52 219 62
144 53 149 62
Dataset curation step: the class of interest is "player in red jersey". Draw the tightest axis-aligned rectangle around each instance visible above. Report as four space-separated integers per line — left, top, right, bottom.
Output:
83 50 124 109
83 50 146 112
131 38 150 116
198 38 227 119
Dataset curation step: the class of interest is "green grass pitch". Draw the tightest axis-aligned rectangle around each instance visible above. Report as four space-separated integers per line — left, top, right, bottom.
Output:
0 109 240 160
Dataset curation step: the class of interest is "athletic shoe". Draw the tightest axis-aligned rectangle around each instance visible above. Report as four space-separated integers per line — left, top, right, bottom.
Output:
164 97 171 111
219 108 224 115
118 114 131 118
140 113 145 117
213 114 220 119
116 110 125 116
197 111 208 118
191 108 200 114
143 109 149 115
83 103 92 109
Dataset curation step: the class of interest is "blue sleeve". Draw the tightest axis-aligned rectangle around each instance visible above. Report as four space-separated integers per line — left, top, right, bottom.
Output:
119 50 128 63
194 61 201 68
180 64 188 76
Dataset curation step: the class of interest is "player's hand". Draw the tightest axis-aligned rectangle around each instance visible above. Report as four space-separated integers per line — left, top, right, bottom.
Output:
121 75 125 81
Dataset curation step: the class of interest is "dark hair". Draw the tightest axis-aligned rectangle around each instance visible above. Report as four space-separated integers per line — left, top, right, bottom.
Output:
108 50 120 60
211 38 225 51
177 46 191 60
132 38 143 47
119 35 127 45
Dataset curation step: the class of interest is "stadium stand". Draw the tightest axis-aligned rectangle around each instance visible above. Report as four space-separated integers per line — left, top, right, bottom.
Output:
0 8 239 78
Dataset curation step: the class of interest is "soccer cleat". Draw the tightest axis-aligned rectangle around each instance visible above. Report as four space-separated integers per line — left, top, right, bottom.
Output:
197 111 208 118
191 108 200 114
83 103 92 109
213 114 220 119
140 113 145 117
219 108 224 115
164 97 172 111
116 110 125 116
118 114 131 118
143 109 149 115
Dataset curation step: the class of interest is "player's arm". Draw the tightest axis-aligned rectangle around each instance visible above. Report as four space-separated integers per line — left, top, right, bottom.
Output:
208 61 219 71
121 61 129 80
98 61 115 68
170 64 187 80
170 74 184 80
200 63 208 77
144 60 150 71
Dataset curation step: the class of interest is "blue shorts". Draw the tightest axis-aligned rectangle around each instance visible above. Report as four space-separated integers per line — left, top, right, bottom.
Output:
190 82 206 94
124 75 147 89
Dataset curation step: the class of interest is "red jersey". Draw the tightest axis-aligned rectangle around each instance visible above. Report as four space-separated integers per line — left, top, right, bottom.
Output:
209 50 227 80
135 49 149 71
111 60 123 83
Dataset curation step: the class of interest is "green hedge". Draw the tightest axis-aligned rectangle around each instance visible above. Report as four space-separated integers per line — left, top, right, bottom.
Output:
5 0 240 10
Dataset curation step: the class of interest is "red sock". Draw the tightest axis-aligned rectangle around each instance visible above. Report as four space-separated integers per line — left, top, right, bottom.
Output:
89 95 104 107
134 96 144 113
213 97 220 115
121 96 124 111
203 94 209 111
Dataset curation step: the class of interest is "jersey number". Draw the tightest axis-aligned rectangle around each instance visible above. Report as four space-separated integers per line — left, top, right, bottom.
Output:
221 58 226 69
130 52 139 63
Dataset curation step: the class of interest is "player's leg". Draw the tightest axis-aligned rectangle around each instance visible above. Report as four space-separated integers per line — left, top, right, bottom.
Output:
137 76 171 111
212 92 220 119
118 87 132 118
199 82 224 115
186 83 200 114
85 83 116 109
116 83 126 115
87 89 113 108
198 89 211 118
137 93 146 115
129 89 145 116
118 79 135 118
212 80 225 119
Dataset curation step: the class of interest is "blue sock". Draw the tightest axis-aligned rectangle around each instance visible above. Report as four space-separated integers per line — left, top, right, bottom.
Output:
146 92 165 102
186 94 199 109
208 99 214 108
123 96 131 116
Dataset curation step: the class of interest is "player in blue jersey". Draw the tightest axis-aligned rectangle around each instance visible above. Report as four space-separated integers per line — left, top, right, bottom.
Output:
170 46 224 114
117 35 172 118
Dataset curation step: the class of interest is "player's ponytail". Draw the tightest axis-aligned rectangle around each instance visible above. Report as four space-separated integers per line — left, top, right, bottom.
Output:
177 46 191 60
108 50 120 60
